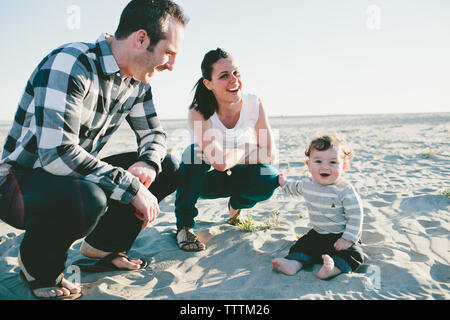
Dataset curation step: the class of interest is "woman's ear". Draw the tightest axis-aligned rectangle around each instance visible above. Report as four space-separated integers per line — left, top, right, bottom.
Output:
203 78 212 91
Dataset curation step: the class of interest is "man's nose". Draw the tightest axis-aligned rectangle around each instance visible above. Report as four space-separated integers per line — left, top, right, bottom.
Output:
165 55 176 71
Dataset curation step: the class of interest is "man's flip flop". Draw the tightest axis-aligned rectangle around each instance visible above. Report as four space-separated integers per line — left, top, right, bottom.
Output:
19 271 83 300
75 251 148 272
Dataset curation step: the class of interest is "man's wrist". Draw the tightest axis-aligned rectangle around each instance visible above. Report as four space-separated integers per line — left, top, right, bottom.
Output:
138 159 159 175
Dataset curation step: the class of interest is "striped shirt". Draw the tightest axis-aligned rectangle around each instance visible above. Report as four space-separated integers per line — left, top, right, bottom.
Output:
0 33 167 204
282 175 363 243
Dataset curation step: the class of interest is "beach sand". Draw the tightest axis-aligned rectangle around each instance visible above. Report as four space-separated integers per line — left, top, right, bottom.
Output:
0 112 449 300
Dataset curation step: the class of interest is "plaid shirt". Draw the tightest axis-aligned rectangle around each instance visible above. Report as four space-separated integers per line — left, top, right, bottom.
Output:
0 33 167 204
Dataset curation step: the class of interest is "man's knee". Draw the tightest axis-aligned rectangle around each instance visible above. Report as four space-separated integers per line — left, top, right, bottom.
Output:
162 153 180 174
75 182 108 236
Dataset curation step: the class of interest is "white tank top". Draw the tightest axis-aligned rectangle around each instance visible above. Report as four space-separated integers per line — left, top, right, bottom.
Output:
207 93 259 149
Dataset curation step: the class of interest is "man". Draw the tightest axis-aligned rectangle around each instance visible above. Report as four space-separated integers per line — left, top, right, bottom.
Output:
0 0 187 299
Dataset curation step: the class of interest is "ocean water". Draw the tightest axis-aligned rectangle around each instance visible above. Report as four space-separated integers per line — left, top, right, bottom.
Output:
1 112 449 161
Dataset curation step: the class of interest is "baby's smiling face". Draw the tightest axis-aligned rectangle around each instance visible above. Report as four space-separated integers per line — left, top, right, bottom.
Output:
306 146 347 185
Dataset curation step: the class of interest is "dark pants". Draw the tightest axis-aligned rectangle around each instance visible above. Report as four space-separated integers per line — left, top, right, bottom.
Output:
0 152 179 283
285 229 364 273
174 144 280 229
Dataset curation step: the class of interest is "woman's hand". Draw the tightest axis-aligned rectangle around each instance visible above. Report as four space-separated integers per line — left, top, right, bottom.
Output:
278 173 287 187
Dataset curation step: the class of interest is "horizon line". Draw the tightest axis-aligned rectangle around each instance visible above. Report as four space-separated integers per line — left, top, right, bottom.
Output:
0 110 449 125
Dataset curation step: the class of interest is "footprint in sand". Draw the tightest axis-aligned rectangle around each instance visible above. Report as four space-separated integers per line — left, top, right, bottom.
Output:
430 262 450 283
369 200 391 208
400 195 450 212
418 220 449 236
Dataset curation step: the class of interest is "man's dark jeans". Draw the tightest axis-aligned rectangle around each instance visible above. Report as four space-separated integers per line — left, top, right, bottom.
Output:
0 152 179 283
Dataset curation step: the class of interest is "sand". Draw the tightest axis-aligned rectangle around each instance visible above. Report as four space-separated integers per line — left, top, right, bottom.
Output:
0 112 449 300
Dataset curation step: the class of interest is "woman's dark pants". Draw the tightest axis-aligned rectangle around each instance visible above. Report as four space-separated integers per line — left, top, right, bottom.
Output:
175 144 280 229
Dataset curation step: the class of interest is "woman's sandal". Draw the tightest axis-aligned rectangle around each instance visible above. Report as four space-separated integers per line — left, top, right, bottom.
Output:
176 226 206 252
19 271 82 300
227 201 242 226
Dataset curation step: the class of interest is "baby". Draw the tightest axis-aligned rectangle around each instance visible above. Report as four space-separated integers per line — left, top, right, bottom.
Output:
273 134 364 279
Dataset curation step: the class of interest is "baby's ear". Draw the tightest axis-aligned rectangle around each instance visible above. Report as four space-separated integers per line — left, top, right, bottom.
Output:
343 160 350 171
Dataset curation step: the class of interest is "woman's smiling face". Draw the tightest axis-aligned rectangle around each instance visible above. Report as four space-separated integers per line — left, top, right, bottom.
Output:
203 57 243 105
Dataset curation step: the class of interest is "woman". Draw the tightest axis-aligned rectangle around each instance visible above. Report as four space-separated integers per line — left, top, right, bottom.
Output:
175 48 280 251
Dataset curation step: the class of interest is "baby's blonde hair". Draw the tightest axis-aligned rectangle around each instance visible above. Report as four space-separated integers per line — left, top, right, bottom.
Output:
305 134 354 162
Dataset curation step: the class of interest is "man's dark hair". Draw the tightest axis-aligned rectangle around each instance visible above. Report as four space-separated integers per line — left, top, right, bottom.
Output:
115 0 188 49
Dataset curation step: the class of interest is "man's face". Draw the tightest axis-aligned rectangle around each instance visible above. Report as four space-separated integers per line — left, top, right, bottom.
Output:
132 17 184 83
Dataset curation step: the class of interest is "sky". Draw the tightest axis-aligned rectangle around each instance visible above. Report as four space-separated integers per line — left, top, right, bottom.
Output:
0 0 449 122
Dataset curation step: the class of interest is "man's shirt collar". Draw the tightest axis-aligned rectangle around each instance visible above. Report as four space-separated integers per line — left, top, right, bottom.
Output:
96 33 121 76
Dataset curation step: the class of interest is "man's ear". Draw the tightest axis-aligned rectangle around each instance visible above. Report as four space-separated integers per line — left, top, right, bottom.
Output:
135 29 149 49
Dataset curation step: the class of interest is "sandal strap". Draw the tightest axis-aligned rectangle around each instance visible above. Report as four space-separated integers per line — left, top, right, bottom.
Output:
177 227 199 244
186 229 198 243
227 200 242 225
20 271 64 290
176 227 206 251
99 251 128 264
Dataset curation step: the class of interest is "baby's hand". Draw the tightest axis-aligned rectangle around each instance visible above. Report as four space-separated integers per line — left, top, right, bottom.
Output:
278 173 287 187
333 238 353 251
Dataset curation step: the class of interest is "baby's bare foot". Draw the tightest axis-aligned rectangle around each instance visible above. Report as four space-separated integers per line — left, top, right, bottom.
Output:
272 258 302 276
316 255 342 280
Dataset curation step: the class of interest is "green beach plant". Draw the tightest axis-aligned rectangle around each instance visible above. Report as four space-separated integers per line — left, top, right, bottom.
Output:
440 189 450 198
422 150 440 159
238 210 282 232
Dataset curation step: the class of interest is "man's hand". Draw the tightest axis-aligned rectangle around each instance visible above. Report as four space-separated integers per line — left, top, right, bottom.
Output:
131 184 160 230
128 161 156 188
333 238 353 251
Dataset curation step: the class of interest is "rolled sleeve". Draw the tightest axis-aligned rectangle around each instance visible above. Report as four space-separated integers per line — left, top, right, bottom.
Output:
127 84 167 175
